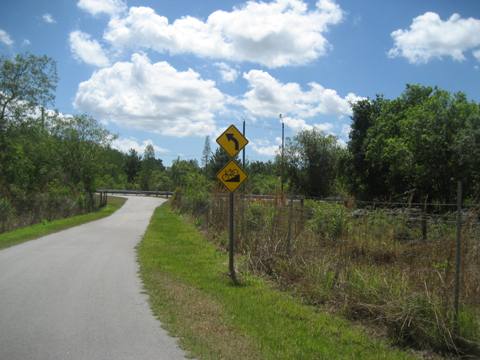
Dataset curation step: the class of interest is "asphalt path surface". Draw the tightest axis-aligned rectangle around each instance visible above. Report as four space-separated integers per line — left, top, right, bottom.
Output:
0 196 186 360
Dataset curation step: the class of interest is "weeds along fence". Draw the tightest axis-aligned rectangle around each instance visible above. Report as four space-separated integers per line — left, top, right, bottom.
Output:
0 191 107 234
172 189 480 356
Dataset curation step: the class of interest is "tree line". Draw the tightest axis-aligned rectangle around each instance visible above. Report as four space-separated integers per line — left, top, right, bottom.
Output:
1 53 479 231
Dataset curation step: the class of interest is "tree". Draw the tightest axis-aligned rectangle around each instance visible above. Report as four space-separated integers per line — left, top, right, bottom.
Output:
202 136 211 171
284 129 343 197
139 144 156 190
346 84 480 202
124 149 141 185
0 53 58 130
207 148 239 180
51 114 111 195
169 158 201 188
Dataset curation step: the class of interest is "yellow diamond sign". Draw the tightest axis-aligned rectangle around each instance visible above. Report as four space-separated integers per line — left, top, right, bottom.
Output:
216 124 249 158
217 160 248 192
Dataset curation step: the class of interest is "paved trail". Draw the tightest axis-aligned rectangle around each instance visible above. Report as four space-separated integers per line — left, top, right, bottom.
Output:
0 196 186 360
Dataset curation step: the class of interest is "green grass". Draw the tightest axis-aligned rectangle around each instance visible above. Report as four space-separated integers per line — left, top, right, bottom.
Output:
138 203 418 360
0 196 126 250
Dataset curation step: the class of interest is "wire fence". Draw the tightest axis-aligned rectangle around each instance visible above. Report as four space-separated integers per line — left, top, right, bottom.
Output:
0 192 107 234
173 189 480 355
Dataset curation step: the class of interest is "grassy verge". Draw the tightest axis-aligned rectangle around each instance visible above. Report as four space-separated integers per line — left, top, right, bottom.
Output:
138 203 418 360
0 196 126 250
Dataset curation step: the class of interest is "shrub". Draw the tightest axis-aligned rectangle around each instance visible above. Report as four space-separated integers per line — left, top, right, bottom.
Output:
305 200 350 241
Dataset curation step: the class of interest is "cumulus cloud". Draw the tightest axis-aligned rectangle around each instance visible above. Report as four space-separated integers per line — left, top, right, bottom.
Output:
0 29 13 46
215 62 238 83
42 13 56 24
474 49 480 62
341 124 351 137
251 137 282 156
77 0 127 17
69 31 110 67
74 53 225 137
111 137 168 155
281 116 333 133
104 0 343 67
389 12 480 63
242 69 363 120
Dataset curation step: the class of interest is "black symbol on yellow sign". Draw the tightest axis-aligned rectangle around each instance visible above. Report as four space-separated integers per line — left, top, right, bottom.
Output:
217 160 248 192
222 168 240 183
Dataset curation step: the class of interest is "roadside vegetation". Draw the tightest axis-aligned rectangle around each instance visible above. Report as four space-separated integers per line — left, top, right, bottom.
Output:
167 84 480 357
0 54 168 233
174 193 480 357
2 51 479 357
138 203 416 360
0 196 125 250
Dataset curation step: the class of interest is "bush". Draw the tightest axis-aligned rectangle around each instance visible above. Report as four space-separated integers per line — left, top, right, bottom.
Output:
173 172 210 215
305 200 350 241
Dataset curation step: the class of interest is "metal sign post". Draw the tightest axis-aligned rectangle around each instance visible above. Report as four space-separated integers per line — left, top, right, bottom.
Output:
216 124 249 284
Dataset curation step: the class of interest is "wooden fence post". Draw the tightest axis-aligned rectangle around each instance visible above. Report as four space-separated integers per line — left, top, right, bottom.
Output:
286 196 293 256
454 180 463 330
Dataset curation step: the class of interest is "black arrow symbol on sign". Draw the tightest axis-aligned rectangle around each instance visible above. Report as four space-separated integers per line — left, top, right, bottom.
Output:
226 133 239 150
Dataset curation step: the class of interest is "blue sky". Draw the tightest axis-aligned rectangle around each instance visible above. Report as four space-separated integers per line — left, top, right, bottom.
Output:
1 0 480 164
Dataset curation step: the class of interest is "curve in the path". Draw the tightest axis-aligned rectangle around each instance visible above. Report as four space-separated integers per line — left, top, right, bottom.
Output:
0 196 186 360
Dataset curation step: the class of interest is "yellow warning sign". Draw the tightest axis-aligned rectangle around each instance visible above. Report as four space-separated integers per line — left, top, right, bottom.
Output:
216 124 249 158
216 160 248 192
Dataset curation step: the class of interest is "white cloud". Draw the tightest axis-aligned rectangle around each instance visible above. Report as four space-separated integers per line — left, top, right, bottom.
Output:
22 39 31 46
74 53 225 137
242 69 363 119
0 29 13 46
282 116 311 131
111 137 168 155
281 116 333 133
314 122 334 133
389 12 480 64
341 124 351 137
69 31 110 67
251 137 281 156
474 49 480 62
42 13 56 24
215 62 238 83
104 0 343 67
78 0 127 17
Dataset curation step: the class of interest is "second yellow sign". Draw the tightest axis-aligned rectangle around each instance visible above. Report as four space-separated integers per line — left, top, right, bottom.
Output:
216 160 248 192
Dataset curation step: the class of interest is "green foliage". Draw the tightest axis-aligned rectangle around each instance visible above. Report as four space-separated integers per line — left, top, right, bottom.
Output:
304 200 350 241
138 144 165 190
201 135 211 170
124 149 141 184
172 167 211 215
347 84 480 202
245 202 275 232
284 129 344 197
206 147 237 181
0 53 58 129
246 174 279 194
169 158 201 188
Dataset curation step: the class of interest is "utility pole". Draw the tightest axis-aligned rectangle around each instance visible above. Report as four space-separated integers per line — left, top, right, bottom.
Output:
242 119 246 168
280 114 285 194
